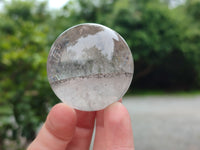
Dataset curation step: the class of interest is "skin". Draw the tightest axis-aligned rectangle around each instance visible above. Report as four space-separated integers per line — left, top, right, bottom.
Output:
27 101 134 150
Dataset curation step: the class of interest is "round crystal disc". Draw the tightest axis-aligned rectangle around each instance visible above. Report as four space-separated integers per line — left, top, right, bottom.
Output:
47 23 134 111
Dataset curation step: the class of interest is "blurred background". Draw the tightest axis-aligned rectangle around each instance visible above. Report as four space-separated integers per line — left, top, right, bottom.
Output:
0 0 200 149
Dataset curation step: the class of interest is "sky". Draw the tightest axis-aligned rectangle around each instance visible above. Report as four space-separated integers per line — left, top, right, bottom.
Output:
45 0 186 9
48 0 69 9
0 0 69 10
0 0 186 11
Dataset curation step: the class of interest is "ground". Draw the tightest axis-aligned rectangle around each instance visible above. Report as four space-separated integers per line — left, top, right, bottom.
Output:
123 95 200 150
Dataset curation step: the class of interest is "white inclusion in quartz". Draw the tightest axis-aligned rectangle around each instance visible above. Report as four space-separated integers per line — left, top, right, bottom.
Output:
61 28 119 64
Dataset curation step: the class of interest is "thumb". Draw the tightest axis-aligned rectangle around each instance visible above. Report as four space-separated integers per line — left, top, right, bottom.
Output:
27 103 77 150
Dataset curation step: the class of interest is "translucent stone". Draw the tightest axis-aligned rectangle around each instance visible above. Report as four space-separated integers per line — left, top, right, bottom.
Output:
47 23 134 111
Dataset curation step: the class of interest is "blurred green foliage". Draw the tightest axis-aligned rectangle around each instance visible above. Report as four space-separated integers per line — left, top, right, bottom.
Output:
0 0 199 149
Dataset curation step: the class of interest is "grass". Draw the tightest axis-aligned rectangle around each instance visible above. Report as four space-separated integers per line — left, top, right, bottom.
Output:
125 89 200 97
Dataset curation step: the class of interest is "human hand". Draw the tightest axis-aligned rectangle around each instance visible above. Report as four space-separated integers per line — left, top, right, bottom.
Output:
27 102 134 150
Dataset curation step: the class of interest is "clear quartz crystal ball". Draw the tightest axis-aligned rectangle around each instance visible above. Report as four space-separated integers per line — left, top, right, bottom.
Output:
47 23 134 111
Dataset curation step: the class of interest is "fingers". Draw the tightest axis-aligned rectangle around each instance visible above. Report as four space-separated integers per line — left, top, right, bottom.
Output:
27 103 77 150
104 102 134 149
93 109 106 149
67 110 96 150
27 101 134 150
94 102 134 150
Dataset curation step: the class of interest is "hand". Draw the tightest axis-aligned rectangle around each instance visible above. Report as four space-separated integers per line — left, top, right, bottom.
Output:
27 102 134 150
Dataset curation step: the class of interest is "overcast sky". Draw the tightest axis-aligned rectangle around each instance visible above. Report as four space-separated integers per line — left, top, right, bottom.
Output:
0 0 69 10
0 0 186 11
46 0 186 9
48 0 69 9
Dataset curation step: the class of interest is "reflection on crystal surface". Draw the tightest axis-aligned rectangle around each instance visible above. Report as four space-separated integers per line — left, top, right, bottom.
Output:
47 23 134 111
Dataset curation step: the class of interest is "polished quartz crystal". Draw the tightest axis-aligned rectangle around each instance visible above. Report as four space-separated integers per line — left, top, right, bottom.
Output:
47 23 134 111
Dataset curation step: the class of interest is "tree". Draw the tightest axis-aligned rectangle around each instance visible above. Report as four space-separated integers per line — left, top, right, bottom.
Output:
0 0 58 149
180 0 200 87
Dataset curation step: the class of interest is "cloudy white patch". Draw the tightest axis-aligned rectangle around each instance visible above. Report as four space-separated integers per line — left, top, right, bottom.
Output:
61 28 119 63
